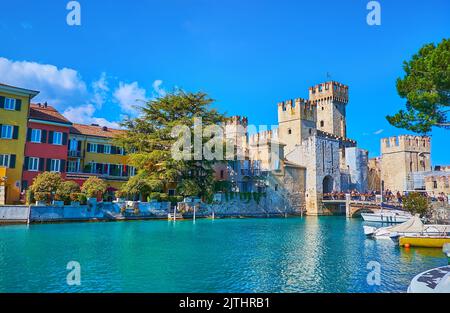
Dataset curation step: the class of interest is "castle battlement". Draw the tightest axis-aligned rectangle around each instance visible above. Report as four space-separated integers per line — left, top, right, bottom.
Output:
249 129 279 146
277 98 316 122
381 135 431 154
309 81 349 104
226 115 248 127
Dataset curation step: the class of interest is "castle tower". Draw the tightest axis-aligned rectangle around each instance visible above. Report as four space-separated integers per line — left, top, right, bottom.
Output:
225 115 249 159
277 98 317 156
380 135 432 192
309 81 349 138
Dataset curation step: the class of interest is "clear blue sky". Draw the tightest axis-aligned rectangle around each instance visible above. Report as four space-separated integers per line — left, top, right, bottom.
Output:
0 0 449 164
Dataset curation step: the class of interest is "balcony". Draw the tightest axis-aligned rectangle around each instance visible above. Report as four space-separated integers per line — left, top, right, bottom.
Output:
68 150 82 158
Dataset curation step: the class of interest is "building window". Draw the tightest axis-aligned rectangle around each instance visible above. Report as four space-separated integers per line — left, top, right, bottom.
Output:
0 154 10 167
118 147 125 155
88 143 98 153
28 157 39 171
31 129 42 143
129 166 136 176
220 170 224 179
168 189 175 196
104 144 111 154
50 159 61 172
433 181 438 189
320 121 324 128
288 128 292 135
4 98 16 110
1 125 13 139
69 139 78 151
52 132 63 145
67 160 80 173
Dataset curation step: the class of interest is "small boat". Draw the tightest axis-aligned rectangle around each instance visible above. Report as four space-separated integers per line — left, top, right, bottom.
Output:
399 236 450 248
361 209 412 223
408 266 450 293
363 216 450 240
167 213 183 220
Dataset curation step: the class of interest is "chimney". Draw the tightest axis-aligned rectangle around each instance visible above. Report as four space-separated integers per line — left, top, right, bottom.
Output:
44 102 48 108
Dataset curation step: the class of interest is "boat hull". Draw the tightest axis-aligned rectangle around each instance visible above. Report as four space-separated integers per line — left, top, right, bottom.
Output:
400 236 450 248
361 213 411 223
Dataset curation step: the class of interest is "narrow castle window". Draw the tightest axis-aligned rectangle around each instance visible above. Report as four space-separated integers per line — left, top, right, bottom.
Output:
320 121 324 127
288 128 292 135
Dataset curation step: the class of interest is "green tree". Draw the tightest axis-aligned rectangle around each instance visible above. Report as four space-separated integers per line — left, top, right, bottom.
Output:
403 192 430 217
30 172 62 194
81 177 107 198
387 38 450 133
55 181 81 204
115 90 226 201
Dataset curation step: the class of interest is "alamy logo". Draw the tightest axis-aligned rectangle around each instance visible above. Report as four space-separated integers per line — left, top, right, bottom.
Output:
66 261 81 286
366 1 381 26
66 1 81 26
366 261 381 286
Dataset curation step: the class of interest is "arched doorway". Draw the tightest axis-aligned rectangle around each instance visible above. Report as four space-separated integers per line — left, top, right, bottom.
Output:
323 175 334 193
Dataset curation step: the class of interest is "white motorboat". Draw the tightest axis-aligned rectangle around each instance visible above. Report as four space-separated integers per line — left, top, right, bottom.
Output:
363 216 450 240
408 266 450 293
361 209 412 223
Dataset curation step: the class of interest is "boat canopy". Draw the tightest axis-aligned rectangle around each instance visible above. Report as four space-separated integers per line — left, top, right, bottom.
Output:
389 216 424 233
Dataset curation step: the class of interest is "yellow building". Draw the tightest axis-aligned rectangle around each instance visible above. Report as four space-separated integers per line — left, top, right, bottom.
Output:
66 123 136 193
0 83 39 204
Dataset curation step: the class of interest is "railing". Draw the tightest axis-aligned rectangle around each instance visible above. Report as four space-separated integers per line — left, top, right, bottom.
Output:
68 150 82 158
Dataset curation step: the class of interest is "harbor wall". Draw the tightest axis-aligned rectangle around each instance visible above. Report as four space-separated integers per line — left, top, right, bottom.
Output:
0 205 30 223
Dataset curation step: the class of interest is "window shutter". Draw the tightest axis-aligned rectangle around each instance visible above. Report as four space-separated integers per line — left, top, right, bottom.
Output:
48 131 53 144
27 128 32 142
87 143 91 152
0 96 4 109
62 133 68 145
23 157 29 170
39 158 44 171
9 154 16 169
98 144 104 154
77 141 82 151
12 126 19 139
60 160 66 173
111 146 117 154
46 158 51 171
41 130 47 143
15 99 22 111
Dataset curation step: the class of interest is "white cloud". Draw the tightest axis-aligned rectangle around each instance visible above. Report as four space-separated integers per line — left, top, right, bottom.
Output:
152 79 166 97
0 57 87 107
113 81 147 114
63 104 121 129
373 129 384 135
91 72 109 109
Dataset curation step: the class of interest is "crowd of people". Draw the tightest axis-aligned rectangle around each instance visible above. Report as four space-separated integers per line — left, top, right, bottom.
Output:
323 189 449 204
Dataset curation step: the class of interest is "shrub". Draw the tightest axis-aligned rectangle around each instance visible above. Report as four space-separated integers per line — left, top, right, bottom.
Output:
70 192 84 202
56 181 81 204
160 193 169 202
148 192 161 202
115 190 127 199
81 177 107 198
79 194 87 205
34 192 50 203
30 172 63 197
26 190 34 205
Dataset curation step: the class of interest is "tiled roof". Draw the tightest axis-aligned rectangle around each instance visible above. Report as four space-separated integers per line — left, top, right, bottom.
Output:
29 103 72 125
70 123 124 138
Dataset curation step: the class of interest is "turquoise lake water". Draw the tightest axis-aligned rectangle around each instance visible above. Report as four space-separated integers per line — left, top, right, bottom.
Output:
0 217 447 293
